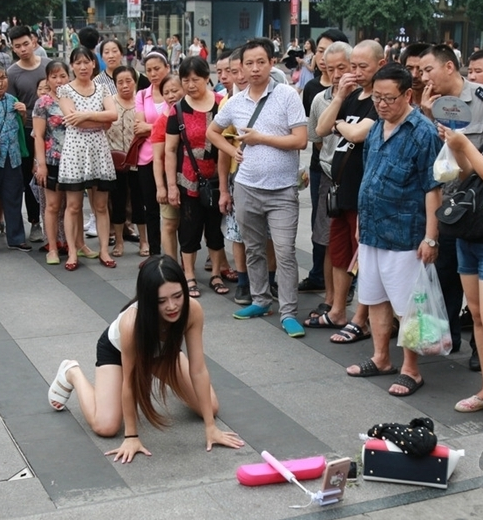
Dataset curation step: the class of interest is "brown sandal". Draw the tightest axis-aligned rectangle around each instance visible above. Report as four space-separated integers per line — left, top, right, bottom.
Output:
209 275 229 295
186 278 201 298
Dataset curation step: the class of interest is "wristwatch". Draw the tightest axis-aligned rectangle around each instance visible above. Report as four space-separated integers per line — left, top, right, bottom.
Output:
423 237 438 247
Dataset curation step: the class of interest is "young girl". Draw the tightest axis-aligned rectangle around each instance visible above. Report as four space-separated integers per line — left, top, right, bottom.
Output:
151 74 184 261
48 254 244 462
57 46 118 271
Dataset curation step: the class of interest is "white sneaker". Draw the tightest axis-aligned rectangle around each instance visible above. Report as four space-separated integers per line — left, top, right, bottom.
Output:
83 213 95 232
29 223 44 243
85 215 98 238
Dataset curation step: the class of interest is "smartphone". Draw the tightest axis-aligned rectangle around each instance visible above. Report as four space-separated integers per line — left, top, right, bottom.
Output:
320 457 351 499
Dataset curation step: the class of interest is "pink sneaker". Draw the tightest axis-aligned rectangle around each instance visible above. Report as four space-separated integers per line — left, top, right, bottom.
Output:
454 395 483 412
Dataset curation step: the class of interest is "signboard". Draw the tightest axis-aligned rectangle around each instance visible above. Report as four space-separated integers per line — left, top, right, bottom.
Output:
127 0 141 19
290 0 299 25
301 0 309 24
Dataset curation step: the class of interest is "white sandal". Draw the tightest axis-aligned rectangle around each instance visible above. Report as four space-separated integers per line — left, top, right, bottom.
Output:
48 360 79 411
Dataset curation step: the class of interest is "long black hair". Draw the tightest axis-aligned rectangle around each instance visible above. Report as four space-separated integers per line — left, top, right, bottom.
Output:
131 255 190 428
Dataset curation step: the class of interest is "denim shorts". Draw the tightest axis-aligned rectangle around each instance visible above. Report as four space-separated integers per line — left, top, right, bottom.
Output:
456 239 483 280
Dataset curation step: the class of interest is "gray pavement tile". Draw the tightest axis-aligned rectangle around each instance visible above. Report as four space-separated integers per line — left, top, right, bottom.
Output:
7 412 130 507
0 479 55 519
206 358 332 458
0 419 26 481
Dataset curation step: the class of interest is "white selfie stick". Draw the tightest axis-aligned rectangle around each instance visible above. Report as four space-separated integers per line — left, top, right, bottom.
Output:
261 450 312 494
261 450 341 508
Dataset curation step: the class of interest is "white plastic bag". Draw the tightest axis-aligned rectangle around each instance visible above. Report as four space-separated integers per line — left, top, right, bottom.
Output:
398 263 452 356
433 142 460 182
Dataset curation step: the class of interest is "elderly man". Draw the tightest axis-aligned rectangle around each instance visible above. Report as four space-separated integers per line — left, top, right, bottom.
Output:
305 41 353 321
304 40 384 342
207 38 307 337
347 63 442 397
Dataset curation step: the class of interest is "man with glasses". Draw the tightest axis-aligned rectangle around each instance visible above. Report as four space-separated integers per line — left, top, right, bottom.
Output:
346 63 442 397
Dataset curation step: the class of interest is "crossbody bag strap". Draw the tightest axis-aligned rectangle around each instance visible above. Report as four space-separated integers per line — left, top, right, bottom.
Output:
239 88 274 152
175 100 202 178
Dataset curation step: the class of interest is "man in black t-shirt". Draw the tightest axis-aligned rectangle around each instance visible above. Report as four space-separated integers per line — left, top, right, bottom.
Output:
305 40 385 343
298 29 349 293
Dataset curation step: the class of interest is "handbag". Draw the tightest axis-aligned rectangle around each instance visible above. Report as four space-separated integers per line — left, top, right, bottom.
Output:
436 173 483 242
175 100 220 209
327 143 354 218
123 135 146 168
110 150 129 172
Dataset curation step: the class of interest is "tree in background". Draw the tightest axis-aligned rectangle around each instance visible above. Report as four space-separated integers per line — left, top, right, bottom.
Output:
0 1 86 27
315 0 439 40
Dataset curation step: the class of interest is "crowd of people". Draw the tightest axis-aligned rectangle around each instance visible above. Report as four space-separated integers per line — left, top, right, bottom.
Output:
2 20 483 456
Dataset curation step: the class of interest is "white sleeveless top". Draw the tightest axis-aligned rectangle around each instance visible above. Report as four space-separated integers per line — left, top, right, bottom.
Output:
108 302 138 351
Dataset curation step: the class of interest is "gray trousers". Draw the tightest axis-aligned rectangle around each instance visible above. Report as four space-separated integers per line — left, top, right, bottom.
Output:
234 182 299 321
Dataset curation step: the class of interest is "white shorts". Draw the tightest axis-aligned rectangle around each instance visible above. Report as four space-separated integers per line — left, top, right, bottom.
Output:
358 244 421 316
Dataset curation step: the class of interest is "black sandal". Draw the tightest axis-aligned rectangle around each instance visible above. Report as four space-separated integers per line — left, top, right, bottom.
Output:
186 278 201 298
209 275 229 295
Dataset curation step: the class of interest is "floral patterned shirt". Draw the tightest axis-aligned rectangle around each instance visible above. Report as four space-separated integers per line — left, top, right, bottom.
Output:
32 94 66 166
0 93 21 169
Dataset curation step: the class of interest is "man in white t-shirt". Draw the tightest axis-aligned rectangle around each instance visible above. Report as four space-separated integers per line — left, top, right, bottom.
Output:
207 38 308 337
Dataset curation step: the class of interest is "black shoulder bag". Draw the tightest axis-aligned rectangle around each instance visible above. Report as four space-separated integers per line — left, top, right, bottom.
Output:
436 172 483 242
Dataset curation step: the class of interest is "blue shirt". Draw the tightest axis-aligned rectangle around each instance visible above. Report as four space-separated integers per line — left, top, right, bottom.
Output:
358 109 442 251
0 93 21 169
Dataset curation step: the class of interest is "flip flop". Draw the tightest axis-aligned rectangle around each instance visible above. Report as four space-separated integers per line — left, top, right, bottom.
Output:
347 358 398 378
48 360 79 410
304 311 346 329
308 302 332 319
220 267 238 283
330 322 371 344
388 374 424 397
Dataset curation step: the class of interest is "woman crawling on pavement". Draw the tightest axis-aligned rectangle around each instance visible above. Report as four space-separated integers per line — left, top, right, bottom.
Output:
48 254 244 462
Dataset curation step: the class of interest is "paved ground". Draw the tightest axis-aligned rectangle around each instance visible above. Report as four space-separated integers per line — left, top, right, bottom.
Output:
1 146 483 520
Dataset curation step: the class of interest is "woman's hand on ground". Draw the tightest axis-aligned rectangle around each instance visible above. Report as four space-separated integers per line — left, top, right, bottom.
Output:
104 438 152 463
205 425 245 451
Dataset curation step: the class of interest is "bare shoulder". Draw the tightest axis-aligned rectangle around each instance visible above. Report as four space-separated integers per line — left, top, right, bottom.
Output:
186 298 204 328
118 306 137 335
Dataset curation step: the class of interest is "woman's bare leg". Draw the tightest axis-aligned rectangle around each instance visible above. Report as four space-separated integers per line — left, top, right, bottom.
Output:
53 363 124 437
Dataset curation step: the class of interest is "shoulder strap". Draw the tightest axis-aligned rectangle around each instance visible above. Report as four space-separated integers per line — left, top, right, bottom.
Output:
175 100 202 176
240 87 274 152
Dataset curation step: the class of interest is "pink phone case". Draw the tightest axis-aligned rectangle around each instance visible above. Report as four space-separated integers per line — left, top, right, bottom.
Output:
236 456 326 486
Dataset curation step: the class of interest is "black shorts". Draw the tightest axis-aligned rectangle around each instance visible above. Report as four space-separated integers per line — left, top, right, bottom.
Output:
95 327 122 367
46 164 59 191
